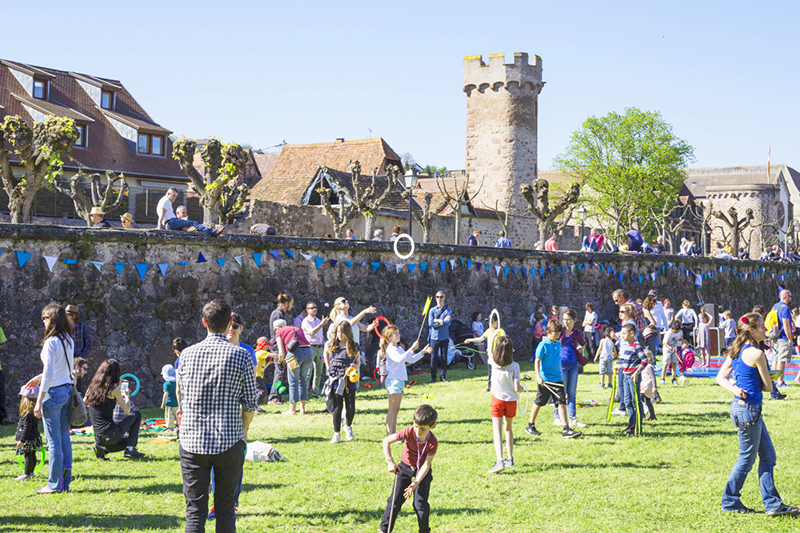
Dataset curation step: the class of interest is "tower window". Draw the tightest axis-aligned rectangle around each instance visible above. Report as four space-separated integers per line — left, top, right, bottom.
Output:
33 79 47 99
101 90 113 110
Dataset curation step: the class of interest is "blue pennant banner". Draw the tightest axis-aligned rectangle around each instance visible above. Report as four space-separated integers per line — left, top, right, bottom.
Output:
343 261 353 268
467 259 474 269
284 249 294 260
504 267 510 277
252 252 263 267
409 264 417 275
421 263 428 274
269 250 280 261
485 264 491 272
114 262 126 275
216 258 226 268
459 257 466 267
158 263 169 276
197 253 207 263
370 262 380 273
329 259 338 267
513 268 518 276
314 257 324 270
521 268 527 277
440 261 447 272
384 263 392 272
16 251 32 268
176 261 189 266
475 262 482 270
63 259 77 265
135 263 148 280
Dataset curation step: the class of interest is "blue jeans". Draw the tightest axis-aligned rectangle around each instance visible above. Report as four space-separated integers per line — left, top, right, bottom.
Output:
554 364 579 420
42 383 73 491
166 217 216 236
721 400 782 512
620 373 642 431
287 347 313 403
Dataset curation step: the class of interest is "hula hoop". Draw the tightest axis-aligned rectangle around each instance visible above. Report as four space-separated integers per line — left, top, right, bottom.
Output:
17 446 46 473
490 309 501 331
606 373 617 422
372 316 392 339
519 384 529 414
632 380 643 436
120 373 140 397
393 233 415 260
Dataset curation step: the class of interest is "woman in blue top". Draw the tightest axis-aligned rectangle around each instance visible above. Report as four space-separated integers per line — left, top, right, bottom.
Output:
717 312 798 516
553 309 585 428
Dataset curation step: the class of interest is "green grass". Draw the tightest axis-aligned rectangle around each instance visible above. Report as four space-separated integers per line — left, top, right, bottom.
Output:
2 362 800 532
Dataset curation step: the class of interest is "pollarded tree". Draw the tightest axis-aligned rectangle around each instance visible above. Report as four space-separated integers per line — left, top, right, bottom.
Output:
520 178 580 241
316 165 359 239
172 137 248 226
0 115 78 223
713 205 753 255
406 191 447 243
54 170 128 226
554 107 695 244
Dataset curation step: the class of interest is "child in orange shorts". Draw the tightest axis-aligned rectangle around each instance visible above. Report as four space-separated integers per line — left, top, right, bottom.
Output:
488 336 522 473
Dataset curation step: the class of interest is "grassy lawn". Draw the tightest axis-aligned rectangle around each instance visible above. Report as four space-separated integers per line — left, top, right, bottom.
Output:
1 361 799 532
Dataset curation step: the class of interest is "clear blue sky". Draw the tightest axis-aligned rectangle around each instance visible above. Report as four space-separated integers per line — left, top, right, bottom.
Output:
5 0 798 171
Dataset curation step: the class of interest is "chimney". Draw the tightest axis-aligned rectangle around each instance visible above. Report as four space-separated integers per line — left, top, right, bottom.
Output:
335 138 345 144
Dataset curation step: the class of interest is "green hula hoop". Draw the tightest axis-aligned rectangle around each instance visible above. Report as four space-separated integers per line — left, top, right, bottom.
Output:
17 446 47 473
606 373 617 422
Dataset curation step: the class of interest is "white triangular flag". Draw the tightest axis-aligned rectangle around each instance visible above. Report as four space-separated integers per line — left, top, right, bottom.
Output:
395 263 404 273
90 261 104 272
234 255 244 266
300 252 313 261
495 265 501 276
570 265 575 273
651 272 657 281
449 259 456 269
43 255 58 272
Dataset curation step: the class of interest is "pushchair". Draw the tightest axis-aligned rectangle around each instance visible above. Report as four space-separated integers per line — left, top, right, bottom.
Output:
447 319 480 370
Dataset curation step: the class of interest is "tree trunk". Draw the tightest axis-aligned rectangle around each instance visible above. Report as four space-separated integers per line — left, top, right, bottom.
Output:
18 191 36 224
364 214 375 241
202 203 219 227
731 225 739 253
454 210 462 245
422 224 431 244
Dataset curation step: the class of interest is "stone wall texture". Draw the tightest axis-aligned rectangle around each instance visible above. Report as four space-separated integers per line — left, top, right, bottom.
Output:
1 223 796 408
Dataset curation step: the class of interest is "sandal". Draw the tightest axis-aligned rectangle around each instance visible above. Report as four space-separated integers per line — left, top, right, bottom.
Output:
35 487 61 494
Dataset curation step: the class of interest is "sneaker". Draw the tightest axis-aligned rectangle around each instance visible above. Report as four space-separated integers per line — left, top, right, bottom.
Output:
660 379 666 385
562 427 582 439
570 418 587 428
553 418 562 426
611 408 626 416
726 506 756 514
93 445 108 461
622 427 636 436
672 379 678 385
255 407 267 414
504 458 515 468
525 423 541 436
771 393 787 400
124 448 145 460
765 503 800 516
343 425 355 441
330 433 341 444
488 460 505 474
15 474 32 481
599 383 605 388
208 507 216 519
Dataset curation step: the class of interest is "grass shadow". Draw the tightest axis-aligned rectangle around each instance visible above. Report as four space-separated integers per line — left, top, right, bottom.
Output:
0 513 182 531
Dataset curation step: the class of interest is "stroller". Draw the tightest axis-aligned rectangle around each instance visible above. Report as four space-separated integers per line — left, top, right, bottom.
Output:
447 319 480 370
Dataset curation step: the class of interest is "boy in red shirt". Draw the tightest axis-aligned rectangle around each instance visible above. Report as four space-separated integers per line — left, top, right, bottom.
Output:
380 404 438 533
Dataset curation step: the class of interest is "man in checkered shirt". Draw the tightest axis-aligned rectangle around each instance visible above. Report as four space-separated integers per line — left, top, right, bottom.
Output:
177 300 257 532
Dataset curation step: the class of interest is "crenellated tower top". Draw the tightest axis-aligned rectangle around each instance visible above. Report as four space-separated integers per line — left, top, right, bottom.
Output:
463 52 544 96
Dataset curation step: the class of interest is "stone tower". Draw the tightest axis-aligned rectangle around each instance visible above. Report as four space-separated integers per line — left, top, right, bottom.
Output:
463 52 544 247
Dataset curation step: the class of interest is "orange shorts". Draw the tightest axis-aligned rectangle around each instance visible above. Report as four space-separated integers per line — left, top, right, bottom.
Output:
490 396 517 418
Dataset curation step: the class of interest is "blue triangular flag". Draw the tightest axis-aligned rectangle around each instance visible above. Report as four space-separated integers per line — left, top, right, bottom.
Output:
619 272 624 282
114 262 126 274
135 263 148 280
343 261 353 268
216 258 226 268
486 264 491 272
176 261 189 266
269 250 280 261
252 252 263 266
0 248 4 258
329 259 338 267
421 263 428 274
158 263 169 276
63 259 77 265
513 268 518 276
475 262 482 270
459 257 466 267
467 259 474 269
314 257 324 270
90 261 104 272
284 249 294 260
504 267 510 277
440 261 447 272
371 262 380 273
16 251 32 268
546 267 552 275
522 268 527 277
384 263 392 272
409 264 417 275
197 253 207 263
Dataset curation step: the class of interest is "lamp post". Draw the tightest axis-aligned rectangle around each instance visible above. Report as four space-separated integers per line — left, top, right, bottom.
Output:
403 168 418 237
578 206 587 243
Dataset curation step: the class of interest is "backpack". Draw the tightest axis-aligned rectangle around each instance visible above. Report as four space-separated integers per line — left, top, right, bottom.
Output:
765 304 786 340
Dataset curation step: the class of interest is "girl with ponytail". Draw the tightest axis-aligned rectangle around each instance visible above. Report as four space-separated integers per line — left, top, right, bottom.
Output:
380 325 432 435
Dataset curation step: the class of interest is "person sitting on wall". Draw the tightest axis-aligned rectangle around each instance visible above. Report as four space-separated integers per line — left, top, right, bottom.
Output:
250 223 277 236
156 187 225 237
626 228 644 253
495 230 512 248
120 213 135 229
544 234 558 252
389 225 401 242
90 207 111 228
372 229 384 241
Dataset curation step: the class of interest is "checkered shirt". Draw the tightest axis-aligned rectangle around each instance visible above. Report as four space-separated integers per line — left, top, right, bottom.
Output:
630 301 645 332
73 321 93 359
176 333 257 455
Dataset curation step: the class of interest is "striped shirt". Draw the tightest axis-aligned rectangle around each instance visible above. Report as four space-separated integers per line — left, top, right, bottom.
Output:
618 340 647 374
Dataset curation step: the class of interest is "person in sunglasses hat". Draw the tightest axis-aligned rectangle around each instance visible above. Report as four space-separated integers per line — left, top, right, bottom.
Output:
89 207 111 228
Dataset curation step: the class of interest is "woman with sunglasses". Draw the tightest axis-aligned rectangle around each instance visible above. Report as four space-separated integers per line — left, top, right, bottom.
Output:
326 297 377 347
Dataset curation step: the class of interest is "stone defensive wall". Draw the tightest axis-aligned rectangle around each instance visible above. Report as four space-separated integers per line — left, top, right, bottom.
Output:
0 224 794 406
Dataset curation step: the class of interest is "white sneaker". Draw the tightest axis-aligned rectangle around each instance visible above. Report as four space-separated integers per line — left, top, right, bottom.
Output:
611 408 627 416
344 425 355 441
570 418 587 428
553 418 562 426
330 432 341 444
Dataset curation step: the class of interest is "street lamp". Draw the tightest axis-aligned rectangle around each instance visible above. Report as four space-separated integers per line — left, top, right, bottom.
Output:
403 168 418 237
578 206 588 241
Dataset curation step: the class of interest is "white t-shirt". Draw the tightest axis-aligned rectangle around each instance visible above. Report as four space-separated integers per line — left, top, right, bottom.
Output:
157 194 176 222
663 330 683 355
665 307 674 325
327 314 360 345
472 321 484 337
598 337 614 360
721 318 736 339
385 345 426 382
583 311 597 333
490 360 520 402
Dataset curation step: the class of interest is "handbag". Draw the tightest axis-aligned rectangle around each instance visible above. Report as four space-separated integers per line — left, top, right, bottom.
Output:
59 337 87 426
285 327 300 353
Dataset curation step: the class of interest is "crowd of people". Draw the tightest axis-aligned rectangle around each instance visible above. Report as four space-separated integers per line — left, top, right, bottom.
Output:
6 285 800 530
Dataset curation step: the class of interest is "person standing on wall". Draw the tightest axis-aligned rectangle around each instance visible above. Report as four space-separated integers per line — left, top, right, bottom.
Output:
177 300 257 532
428 291 452 383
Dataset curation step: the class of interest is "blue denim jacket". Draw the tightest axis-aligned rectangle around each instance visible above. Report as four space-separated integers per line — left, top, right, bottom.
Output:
427 306 452 341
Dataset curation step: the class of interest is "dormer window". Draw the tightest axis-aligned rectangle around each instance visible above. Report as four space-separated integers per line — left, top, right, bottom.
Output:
75 125 87 148
101 90 113 110
33 79 47 99
138 133 164 156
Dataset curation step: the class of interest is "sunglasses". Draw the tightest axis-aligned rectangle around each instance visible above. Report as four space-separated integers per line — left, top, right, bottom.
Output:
231 324 242 330
41 316 49 321
436 296 445 299
307 306 317 310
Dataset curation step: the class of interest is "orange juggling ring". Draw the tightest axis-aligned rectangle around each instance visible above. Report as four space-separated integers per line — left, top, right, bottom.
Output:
373 316 392 339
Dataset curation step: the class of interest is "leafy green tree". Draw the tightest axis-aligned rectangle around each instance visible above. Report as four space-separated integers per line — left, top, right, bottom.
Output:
0 115 78 223
554 107 695 244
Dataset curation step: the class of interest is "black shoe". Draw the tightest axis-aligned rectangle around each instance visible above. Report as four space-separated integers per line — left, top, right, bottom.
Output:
525 423 541 436
727 506 757 514
124 448 145 460
766 503 800 516
771 393 787 400
440 377 447 382
562 427 582 439
93 445 108 461
255 407 267 414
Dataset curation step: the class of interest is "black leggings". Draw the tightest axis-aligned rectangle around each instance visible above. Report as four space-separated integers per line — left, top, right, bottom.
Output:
23 450 37 475
583 331 597 361
331 384 356 431
95 410 141 453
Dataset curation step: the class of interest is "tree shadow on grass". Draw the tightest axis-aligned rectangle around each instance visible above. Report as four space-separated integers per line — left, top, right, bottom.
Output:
0 513 181 531
241 506 488 522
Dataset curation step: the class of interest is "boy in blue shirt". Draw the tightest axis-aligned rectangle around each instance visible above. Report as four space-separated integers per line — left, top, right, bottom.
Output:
615 324 648 436
525 320 582 439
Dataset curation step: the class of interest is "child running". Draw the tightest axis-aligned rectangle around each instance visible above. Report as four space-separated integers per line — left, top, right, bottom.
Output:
464 314 505 392
325 322 361 444
15 387 42 481
488 336 522 473
616 323 648 436
595 326 616 388
661 321 683 385
380 404 439 533
381 325 432 435
525 320 582 439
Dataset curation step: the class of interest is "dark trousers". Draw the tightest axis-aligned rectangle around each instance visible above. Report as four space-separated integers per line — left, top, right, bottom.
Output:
268 359 286 401
643 395 655 418
0 369 6 422
430 339 448 382
331 383 356 431
180 440 245 533
255 377 268 405
583 331 597 362
95 410 141 453
24 450 37 476
379 462 432 533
